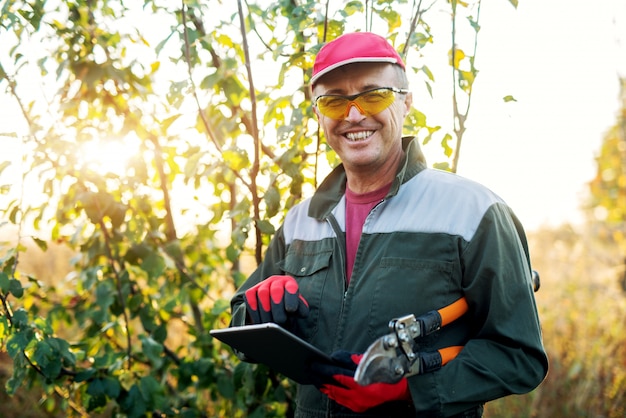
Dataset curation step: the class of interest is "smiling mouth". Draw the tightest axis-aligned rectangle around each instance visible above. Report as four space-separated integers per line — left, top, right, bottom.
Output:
345 131 375 141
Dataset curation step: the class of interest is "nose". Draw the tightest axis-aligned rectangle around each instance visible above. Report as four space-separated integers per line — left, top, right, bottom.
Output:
344 103 366 122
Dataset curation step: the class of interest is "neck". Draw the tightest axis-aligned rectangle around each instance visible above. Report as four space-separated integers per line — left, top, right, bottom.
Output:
345 149 404 194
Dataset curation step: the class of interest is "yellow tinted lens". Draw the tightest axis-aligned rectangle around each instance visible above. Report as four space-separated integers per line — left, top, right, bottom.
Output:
316 96 351 119
355 89 395 114
316 88 397 120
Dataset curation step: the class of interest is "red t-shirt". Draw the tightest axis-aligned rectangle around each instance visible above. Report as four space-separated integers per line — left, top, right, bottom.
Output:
345 182 392 283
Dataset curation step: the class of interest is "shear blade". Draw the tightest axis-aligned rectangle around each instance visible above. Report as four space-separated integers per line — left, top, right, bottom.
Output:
355 354 404 385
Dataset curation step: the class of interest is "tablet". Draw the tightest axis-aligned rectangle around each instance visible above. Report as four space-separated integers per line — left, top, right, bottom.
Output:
210 323 333 385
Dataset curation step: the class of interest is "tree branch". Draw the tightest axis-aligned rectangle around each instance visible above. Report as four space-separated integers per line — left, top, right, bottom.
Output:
236 0 263 264
96 216 133 369
449 1 481 173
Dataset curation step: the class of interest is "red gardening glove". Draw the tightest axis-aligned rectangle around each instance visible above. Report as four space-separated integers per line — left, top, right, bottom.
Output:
310 351 411 413
244 275 309 326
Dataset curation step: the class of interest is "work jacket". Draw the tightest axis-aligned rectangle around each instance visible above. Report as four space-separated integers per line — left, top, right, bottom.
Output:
230 136 548 417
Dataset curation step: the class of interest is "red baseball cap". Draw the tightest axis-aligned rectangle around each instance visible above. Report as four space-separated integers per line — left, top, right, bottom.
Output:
311 32 406 86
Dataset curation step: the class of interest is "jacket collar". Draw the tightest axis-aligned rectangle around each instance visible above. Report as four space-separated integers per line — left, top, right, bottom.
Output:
308 136 428 220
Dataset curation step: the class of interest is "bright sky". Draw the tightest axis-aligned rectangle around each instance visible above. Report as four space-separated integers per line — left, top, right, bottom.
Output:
1 0 624 233
438 0 626 231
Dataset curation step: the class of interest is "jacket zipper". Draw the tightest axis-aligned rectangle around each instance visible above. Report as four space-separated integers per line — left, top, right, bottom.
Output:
326 214 347 296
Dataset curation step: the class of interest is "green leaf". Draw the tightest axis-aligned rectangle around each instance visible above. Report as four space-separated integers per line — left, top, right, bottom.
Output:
33 338 76 380
102 376 121 398
120 385 147 417
31 236 48 251
217 371 235 398
88 393 107 411
163 240 183 260
222 147 250 171
225 244 240 263
81 193 104 224
184 149 202 179
458 70 475 93
152 323 167 344
128 293 143 313
176 361 194 389
33 340 62 379
139 375 165 409
256 219 275 235
87 378 105 396
378 9 401 31
420 65 435 82
11 308 29 328
0 160 11 175
508 0 519 8
468 16 481 32
141 252 165 279
503 95 517 102
47 337 76 365
9 205 19 223
0 272 9 293
92 345 119 369
88 376 121 398
441 134 454 157
0 315 9 339
5 357 27 395
263 187 281 218
159 113 182 132
110 203 127 229
138 305 157 333
211 298 230 316
75 369 97 383
193 358 215 388
433 161 452 172
9 278 24 298
0 251 16 270
449 48 465 69
339 1 363 17
6 329 33 358
95 281 114 309
140 335 164 368
33 317 53 335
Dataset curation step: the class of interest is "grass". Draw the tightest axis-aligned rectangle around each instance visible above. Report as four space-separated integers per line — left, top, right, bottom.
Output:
485 224 626 417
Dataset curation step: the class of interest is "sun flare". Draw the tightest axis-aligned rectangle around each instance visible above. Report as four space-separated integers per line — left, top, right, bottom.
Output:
78 135 141 176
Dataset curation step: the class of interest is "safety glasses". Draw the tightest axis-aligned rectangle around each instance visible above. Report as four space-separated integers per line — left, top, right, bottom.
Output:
314 87 409 120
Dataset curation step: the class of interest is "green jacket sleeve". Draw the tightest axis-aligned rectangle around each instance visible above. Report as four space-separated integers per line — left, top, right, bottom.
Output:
408 203 549 416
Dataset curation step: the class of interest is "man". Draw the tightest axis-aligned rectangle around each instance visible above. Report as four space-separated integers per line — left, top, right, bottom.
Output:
229 32 548 417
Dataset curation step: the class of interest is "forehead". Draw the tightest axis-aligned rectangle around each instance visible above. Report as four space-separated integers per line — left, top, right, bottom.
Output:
313 62 398 96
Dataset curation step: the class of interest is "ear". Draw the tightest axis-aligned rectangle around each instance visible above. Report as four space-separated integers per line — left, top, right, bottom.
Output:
310 84 321 119
403 91 413 116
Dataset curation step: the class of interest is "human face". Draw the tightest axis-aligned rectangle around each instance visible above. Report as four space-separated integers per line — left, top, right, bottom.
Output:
313 62 412 179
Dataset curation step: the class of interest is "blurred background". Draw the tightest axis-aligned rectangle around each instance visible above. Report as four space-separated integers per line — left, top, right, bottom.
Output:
1 0 625 416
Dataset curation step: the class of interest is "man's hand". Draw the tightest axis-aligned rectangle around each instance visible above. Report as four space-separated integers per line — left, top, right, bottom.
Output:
310 351 410 413
244 275 309 326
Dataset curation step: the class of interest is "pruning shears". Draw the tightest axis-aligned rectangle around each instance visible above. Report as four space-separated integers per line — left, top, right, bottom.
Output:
354 297 468 386
354 270 541 386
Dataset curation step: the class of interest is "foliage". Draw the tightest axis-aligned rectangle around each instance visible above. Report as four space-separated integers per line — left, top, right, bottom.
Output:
588 78 626 252
0 0 510 416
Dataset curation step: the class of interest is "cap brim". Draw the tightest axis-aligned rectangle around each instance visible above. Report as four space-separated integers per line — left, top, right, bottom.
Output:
310 57 399 86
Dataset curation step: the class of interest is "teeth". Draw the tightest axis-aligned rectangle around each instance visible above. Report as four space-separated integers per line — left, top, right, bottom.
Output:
346 131 374 141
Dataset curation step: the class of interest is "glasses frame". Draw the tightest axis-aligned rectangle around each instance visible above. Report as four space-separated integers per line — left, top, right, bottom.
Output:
313 87 409 120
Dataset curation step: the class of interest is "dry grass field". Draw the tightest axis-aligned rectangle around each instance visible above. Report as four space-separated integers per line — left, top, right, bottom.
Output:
1 222 625 417
485 224 626 417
